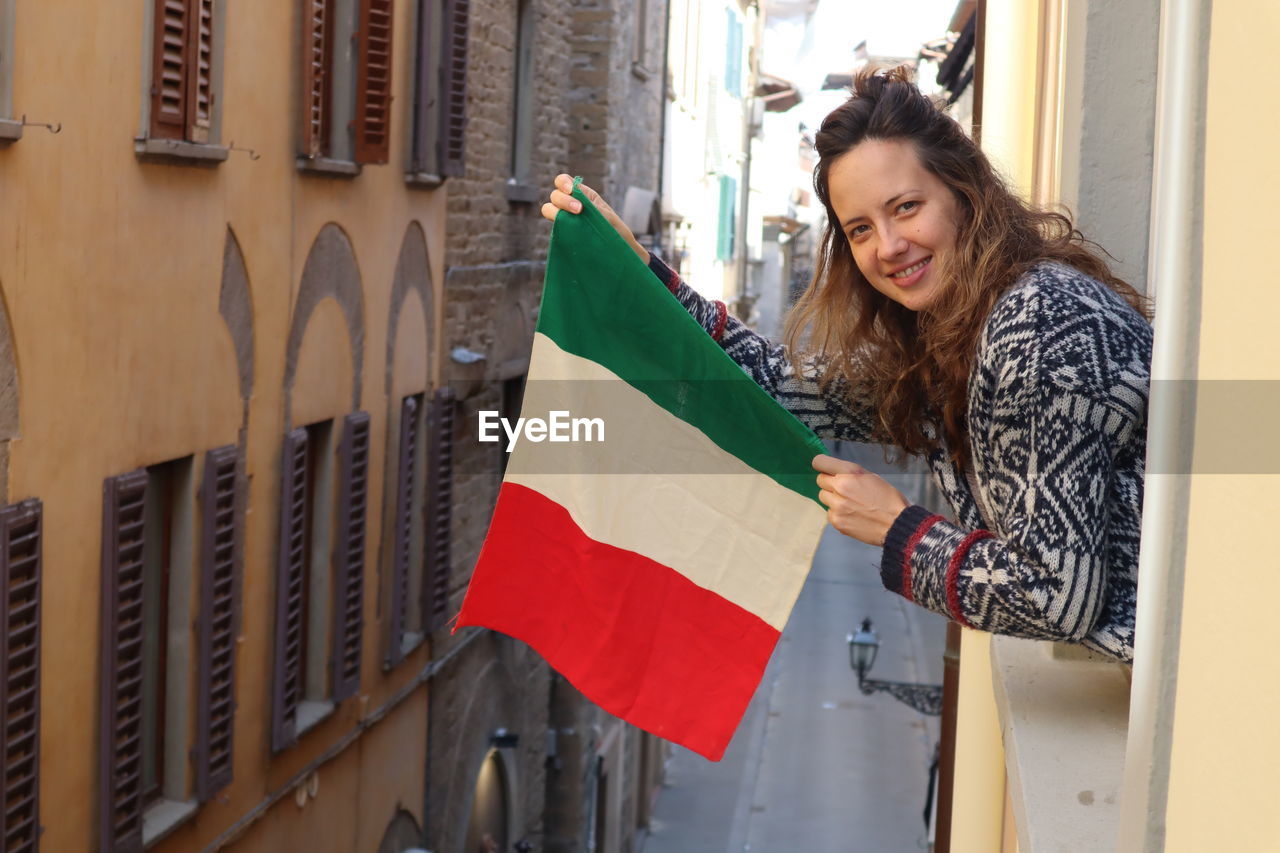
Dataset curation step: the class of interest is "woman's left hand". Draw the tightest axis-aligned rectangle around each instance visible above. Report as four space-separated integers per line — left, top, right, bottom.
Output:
812 454 911 547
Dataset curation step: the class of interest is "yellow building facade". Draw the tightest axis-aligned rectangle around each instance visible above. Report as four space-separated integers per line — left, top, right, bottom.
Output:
0 0 456 850
942 0 1280 851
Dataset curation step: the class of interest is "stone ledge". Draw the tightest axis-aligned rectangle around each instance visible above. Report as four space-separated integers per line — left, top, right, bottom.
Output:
134 137 229 166
142 798 198 847
990 636 1129 853
405 170 445 189
296 156 361 177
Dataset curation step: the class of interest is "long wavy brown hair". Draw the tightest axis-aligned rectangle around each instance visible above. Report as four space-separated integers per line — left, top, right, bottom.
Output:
785 66 1150 468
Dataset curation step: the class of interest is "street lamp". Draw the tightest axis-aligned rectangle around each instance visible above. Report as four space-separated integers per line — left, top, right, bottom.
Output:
846 617 944 717
848 617 880 679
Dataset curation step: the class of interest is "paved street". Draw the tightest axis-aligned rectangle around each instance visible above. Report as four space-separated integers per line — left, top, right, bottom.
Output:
642 445 948 853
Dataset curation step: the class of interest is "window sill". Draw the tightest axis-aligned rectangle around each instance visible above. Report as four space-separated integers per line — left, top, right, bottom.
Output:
297 156 362 178
405 171 444 189
385 631 426 671
0 119 21 144
506 181 539 204
142 797 198 848
134 137 229 166
990 636 1130 853
295 699 336 738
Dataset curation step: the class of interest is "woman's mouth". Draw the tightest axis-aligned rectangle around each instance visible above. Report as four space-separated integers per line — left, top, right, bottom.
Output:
888 257 931 287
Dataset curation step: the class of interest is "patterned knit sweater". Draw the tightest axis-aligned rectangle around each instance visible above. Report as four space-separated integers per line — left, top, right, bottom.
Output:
648 256 1153 662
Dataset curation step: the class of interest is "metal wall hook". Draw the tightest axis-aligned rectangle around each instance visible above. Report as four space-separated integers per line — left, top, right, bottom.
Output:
20 115 61 134
228 140 260 160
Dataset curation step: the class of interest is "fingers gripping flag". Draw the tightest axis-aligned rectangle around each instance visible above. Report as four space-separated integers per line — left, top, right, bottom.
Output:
455 181 828 761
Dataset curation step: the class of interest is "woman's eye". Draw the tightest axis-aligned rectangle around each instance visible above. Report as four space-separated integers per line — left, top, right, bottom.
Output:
898 200 919 214
848 224 869 239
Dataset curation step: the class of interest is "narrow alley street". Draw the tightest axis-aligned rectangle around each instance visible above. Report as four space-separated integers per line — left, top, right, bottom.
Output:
642 446 948 853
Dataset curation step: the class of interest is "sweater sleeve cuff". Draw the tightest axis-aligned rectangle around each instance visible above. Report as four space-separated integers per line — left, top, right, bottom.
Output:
647 254 682 294
881 505 943 601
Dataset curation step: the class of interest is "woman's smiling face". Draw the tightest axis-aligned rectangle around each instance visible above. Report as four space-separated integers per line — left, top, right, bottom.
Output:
827 138 962 312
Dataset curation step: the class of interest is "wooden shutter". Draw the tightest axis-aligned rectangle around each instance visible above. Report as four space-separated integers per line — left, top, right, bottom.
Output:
271 430 308 753
354 0 395 164
439 0 470 176
99 472 148 853
0 500 42 853
422 388 455 632
301 0 333 158
150 0 190 139
194 447 238 801
186 0 215 143
387 397 420 668
332 413 370 701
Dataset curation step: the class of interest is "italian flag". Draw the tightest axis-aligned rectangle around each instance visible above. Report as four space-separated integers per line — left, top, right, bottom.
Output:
455 182 828 761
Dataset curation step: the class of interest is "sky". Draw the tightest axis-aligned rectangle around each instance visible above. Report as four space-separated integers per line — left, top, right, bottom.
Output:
764 0 960 128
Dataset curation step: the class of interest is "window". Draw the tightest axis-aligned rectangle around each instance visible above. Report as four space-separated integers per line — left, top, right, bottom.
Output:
136 0 227 163
102 454 239 850
0 0 19 143
631 0 651 79
386 393 427 667
0 499 42 853
408 0 470 181
507 0 535 196
299 0 395 172
272 413 369 752
723 7 743 98
717 174 737 261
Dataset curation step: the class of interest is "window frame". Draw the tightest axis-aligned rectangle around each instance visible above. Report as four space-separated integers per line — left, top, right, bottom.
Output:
297 0 396 176
407 0 469 186
135 0 229 165
386 392 428 669
506 0 536 200
139 457 199 844
0 0 19 143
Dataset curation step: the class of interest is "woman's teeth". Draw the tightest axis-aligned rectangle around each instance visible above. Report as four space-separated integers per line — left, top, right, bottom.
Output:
891 258 930 278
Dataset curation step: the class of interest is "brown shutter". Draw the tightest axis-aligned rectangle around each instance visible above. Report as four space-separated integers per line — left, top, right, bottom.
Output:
0 500 42 853
439 0 470 176
99 472 148 853
194 447 238 801
386 396 419 668
185 0 215 143
150 0 190 140
271 431 307 753
423 388 455 632
331 413 370 701
354 0 395 164
301 0 333 158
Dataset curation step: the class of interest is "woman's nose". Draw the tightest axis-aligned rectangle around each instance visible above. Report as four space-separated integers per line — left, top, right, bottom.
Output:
877 227 909 261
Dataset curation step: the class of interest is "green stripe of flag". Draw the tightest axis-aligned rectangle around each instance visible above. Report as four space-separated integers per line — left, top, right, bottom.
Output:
537 185 827 503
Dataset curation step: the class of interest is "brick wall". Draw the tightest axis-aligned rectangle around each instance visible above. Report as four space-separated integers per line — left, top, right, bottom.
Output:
568 0 668 213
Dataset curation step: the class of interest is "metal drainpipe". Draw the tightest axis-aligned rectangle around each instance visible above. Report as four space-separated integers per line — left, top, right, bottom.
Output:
655 0 672 259
734 0 761 312
1115 0 1208 848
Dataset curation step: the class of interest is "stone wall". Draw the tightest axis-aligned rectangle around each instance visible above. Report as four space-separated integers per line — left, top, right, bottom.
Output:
430 0 671 849
568 0 669 221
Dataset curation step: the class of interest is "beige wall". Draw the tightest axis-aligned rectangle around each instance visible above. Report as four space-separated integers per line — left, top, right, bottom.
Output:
943 1 1045 849
1162 1 1280 849
0 0 445 849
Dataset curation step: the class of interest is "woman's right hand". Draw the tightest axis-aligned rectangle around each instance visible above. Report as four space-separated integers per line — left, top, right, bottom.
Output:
542 174 650 265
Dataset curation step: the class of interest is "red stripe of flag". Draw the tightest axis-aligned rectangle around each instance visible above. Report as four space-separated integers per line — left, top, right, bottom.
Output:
455 481 780 761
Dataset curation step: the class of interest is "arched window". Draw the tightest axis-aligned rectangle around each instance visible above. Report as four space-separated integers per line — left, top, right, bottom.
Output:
464 751 510 853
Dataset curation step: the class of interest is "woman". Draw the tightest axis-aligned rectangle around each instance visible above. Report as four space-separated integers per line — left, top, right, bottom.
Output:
542 67 1152 663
